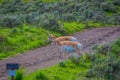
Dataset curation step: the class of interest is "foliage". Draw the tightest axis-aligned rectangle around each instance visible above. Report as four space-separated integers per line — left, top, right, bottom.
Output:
14 69 24 80
23 38 120 80
35 71 48 80
86 39 120 80
0 24 50 59
0 0 119 29
0 15 22 28
24 59 91 80
58 62 66 68
68 55 81 65
63 22 85 34
0 20 108 59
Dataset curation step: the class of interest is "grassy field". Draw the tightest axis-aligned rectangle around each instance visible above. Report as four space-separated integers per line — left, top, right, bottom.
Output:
0 21 112 59
23 55 92 80
63 21 108 34
0 0 119 59
13 38 120 80
0 24 51 59
0 0 119 79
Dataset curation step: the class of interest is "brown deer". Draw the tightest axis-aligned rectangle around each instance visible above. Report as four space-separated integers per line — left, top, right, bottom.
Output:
47 34 77 45
57 41 83 59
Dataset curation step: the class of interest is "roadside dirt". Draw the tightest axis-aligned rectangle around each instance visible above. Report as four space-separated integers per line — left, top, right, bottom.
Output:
0 26 120 80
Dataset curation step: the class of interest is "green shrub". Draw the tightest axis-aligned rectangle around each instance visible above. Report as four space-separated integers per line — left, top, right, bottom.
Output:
87 39 120 80
0 0 119 28
59 62 66 68
0 15 22 27
0 25 50 59
15 69 24 80
35 71 48 80
113 0 120 6
101 2 116 13
69 55 81 65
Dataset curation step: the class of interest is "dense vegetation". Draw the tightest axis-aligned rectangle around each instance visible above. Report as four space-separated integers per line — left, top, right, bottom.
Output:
0 22 87 59
0 0 120 79
14 38 120 80
0 0 120 30
0 24 51 59
0 0 119 59
86 39 120 80
0 21 108 59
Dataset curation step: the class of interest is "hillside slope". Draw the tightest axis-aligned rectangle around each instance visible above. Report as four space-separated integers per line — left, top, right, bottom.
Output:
0 26 120 80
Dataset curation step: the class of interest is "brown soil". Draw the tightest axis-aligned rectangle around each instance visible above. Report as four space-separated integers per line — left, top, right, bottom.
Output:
0 26 120 80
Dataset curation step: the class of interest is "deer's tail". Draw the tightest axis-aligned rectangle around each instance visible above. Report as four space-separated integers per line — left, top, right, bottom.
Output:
77 43 83 50
71 37 77 42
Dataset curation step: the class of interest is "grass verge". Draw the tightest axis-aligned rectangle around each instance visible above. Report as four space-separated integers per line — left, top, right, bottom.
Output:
0 24 52 59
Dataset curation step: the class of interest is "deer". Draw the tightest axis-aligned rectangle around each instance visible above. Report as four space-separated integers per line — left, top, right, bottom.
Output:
57 41 83 60
47 34 77 45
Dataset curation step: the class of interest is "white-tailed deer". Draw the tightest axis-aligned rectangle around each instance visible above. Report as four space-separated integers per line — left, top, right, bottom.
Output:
57 41 83 59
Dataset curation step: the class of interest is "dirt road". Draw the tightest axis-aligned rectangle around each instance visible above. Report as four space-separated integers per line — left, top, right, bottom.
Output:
0 26 120 80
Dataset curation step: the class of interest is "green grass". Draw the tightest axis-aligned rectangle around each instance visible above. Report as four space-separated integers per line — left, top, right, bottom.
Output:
21 38 120 80
0 0 3 4
14 69 24 80
0 24 51 59
85 21 103 28
0 0 13 4
0 21 115 59
64 22 85 34
24 56 91 80
63 21 111 34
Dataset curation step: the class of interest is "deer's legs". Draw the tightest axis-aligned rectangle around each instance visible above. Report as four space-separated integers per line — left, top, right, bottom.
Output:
58 46 64 58
74 48 84 63
74 47 82 56
63 51 67 60
64 51 70 60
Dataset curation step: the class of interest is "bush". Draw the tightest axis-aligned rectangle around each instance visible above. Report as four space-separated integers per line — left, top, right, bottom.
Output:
15 69 24 80
0 15 22 28
101 2 116 13
87 39 120 80
69 55 81 65
38 14 62 32
25 12 39 24
35 71 48 80
59 62 66 67
0 0 119 28
113 0 120 6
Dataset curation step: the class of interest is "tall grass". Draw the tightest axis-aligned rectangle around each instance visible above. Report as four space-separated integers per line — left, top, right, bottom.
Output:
64 22 85 34
63 21 109 34
0 24 50 59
